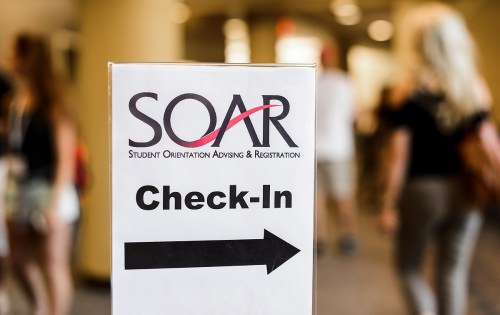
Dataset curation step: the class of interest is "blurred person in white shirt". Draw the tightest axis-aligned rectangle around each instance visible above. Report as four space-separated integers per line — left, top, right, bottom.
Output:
316 41 359 256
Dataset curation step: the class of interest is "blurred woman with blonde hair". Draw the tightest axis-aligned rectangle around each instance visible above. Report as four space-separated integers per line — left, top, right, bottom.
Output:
379 3 495 315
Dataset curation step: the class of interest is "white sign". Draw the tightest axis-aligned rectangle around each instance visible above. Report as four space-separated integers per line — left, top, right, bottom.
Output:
111 63 315 315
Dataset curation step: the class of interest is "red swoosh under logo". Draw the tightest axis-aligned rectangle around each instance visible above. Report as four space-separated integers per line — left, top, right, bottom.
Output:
183 104 279 148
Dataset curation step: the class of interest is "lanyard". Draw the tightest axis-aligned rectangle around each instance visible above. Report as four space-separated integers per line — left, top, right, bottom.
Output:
8 103 32 152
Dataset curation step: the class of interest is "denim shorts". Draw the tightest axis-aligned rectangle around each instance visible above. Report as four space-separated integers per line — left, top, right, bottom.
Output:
5 178 80 228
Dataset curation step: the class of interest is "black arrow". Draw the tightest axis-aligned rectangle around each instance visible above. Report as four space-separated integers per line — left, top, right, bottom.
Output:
124 229 300 274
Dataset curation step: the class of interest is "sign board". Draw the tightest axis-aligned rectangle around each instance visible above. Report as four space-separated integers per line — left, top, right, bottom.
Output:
111 63 315 315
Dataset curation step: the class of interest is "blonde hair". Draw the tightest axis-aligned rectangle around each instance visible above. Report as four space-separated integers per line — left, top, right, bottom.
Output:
401 3 483 125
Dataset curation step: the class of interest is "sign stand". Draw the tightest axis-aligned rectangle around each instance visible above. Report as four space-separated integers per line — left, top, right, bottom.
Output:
111 63 316 315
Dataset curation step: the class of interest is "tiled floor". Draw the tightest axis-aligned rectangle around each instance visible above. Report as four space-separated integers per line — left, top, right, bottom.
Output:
316 212 405 315
7 211 500 315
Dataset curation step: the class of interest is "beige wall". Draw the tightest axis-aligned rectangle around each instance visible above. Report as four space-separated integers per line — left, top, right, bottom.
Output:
0 0 77 69
249 17 276 63
466 2 500 123
77 0 184 279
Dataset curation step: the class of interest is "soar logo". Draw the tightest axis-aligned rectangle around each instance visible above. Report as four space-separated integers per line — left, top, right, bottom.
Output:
128 93 298 148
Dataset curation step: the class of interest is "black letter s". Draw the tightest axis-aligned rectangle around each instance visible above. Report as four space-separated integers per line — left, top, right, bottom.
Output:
129 92 162 147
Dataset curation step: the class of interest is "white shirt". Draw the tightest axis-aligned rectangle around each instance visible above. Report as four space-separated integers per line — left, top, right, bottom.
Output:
316 69 356 162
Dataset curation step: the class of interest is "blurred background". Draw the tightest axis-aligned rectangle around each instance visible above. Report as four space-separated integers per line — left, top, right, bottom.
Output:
0 0 499 314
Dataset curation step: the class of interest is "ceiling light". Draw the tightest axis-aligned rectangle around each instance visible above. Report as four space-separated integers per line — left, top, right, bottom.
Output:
367 20 393 41
330 0 362 26
335 12 362 26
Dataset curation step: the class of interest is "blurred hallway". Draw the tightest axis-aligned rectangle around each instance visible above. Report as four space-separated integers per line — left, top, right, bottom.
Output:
316 211 405 315
5 209 499 315
316 211 500 315
0 1 498 314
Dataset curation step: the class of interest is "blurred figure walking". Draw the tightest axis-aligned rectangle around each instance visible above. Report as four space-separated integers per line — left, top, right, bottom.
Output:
0 72 12 315
379 3 496 315
316 41 359 256
6 33 79 315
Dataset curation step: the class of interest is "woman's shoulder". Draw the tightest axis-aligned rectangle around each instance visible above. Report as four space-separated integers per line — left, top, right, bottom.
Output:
383 76 415 110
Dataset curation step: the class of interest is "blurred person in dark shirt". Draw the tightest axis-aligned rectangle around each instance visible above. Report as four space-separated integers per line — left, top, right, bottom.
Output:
379 3 494 315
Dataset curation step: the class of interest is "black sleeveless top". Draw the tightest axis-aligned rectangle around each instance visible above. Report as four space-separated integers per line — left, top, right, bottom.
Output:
388 90 488 178
14 107 56 180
